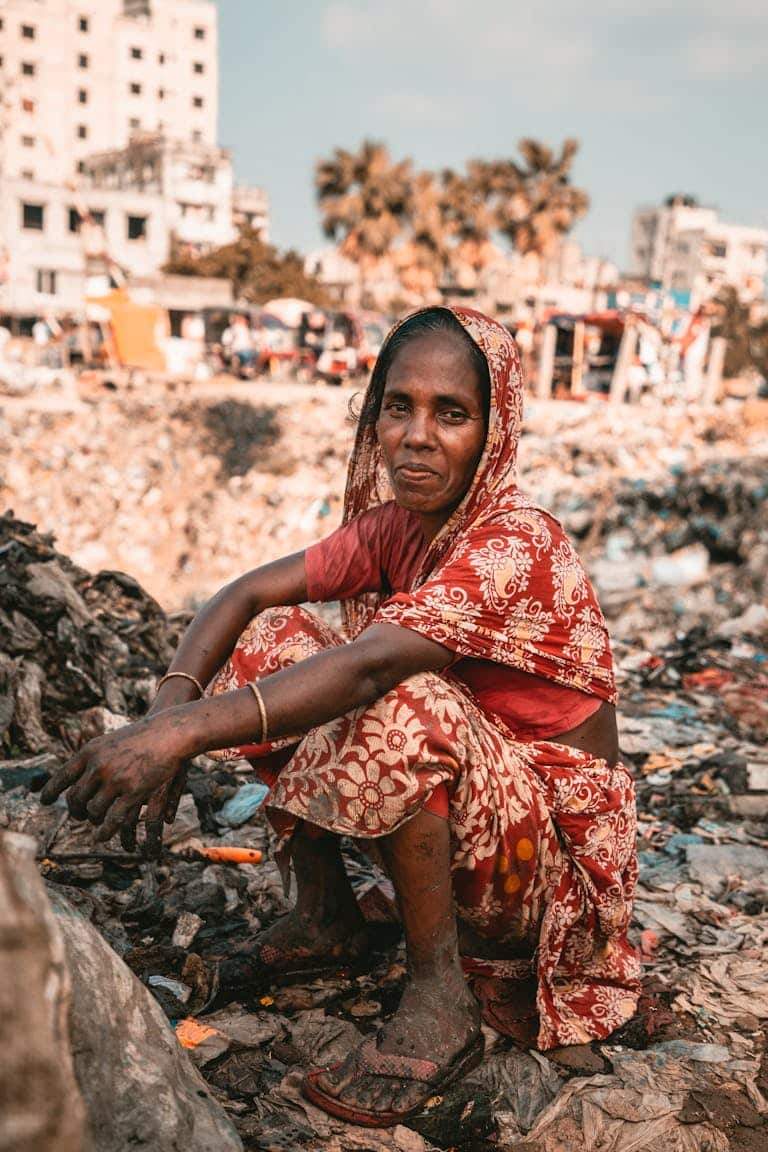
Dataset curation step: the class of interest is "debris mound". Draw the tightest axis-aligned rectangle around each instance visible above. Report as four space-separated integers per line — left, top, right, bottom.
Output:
198 399 281 479
0 512 182 759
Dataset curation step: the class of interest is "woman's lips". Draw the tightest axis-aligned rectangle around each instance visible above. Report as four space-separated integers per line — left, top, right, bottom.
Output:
396 464 438 482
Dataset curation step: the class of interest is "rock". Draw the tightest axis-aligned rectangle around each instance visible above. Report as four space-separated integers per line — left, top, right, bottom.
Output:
50 889 243 1150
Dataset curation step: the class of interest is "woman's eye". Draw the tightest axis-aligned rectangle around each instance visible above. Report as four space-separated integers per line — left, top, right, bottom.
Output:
385 401 409 415
440 409 467 423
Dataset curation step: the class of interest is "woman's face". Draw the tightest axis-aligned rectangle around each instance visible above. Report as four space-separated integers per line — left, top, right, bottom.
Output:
376 331 487 536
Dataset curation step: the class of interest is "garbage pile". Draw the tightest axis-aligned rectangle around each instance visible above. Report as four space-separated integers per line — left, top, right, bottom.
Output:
1 390 767 1150
0 382 353 609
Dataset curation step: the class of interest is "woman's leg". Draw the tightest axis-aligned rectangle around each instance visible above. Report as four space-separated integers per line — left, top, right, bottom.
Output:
250 823 369 964
208 607 372 986
314 808 480 1114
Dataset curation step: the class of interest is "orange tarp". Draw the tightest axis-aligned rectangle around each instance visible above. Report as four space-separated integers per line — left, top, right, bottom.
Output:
91 289 168 371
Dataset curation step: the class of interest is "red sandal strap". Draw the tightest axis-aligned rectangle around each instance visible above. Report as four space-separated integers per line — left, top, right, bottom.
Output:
356 1040 438 1083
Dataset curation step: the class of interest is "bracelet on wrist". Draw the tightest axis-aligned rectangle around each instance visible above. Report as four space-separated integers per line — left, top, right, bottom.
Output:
156 671 204 699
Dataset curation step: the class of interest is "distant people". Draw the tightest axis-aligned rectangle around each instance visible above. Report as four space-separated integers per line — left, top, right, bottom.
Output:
221 313 256 375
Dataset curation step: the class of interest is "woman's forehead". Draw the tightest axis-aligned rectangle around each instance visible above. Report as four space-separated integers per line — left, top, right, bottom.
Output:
385 331 481 381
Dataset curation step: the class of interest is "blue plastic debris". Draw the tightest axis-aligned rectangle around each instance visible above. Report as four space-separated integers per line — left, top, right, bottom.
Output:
216 781 270 827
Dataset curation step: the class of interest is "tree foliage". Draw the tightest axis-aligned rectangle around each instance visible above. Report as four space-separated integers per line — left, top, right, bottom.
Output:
712 286 768 380
163 228 330 307
314 137 590 298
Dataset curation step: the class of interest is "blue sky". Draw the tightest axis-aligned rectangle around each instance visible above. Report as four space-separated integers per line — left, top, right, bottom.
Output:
217 0 766 269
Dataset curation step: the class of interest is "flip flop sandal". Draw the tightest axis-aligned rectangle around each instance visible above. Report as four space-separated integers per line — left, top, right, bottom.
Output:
205 938 372 1010
302 1031 485 1128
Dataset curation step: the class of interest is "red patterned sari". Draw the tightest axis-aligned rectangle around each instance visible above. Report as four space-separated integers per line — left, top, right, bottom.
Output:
210 306 640 1049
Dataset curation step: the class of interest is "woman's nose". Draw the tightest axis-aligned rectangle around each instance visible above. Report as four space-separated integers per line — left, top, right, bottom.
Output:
403 412 434 448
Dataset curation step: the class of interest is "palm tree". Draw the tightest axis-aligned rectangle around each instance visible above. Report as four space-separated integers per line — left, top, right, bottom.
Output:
315 140 412 301
439 164 496 289
395 171 446 299
484 138 589 261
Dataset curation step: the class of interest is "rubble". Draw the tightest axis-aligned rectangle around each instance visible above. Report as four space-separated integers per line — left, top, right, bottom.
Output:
0 388 767 1149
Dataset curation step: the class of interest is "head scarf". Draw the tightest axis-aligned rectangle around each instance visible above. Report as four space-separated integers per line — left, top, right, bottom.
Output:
342 305 616 703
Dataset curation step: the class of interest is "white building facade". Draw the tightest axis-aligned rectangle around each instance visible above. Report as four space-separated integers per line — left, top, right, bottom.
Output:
0 0 268 317
631 196 768 306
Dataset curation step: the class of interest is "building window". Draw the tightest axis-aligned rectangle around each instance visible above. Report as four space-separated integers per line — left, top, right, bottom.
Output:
77 160 85 174
21 135 35 147
69 207 105 232
130 46 143 60
21 169 35 180
22 202 45 231
194 26 206 39
21 23 36 39
158 52 165 64
130 82 142 95
127 215 147 241
77 124 88 139
21 61 36 76
22 98 35 113
193 61 204 74
36 270 57 295
710 242 727 259
78 53 89 68
192 96 203 109
78 16 89 32
129 117 140 131
192 130 202 143
158 87 165 100
78 87 88 104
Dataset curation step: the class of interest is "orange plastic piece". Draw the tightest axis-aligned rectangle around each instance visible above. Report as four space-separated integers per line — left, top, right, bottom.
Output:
176 1018 219 1050
198 845 263 865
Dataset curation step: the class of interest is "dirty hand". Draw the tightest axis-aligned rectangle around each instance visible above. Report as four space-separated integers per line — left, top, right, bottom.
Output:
40 716 185 849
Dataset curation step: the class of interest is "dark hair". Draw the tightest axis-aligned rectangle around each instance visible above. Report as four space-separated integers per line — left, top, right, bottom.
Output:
358 307 490 432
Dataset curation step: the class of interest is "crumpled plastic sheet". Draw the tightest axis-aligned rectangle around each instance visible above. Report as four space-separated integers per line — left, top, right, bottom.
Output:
674 955 768 1026
516 1042 765 1151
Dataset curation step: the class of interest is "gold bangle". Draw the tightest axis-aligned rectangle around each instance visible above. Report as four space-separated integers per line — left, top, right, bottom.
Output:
157 671 204 699
246 681 269 744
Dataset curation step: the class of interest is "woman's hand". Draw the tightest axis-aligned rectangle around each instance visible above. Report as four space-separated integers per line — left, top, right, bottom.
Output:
40 715 186 850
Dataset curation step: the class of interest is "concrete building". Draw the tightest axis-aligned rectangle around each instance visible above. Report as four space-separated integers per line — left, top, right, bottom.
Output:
0 0 218 186
0 0 268 319
631 195 768 306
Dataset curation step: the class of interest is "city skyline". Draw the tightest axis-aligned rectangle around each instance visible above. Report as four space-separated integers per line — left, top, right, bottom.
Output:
218 0 767 268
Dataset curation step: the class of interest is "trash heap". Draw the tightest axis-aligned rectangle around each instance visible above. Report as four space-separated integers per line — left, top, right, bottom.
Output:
1 394 768 1150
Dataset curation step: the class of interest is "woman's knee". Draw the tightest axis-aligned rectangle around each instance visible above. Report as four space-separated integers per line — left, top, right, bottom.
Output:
237 605 343 670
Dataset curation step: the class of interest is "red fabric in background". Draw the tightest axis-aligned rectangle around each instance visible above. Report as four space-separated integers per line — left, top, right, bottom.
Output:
305 502 601 741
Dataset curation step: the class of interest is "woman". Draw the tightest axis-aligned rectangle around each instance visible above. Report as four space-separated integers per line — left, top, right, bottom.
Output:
43 306 640 1128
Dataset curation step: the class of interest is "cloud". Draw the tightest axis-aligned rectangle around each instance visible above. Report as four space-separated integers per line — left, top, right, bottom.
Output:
370 89 453 126
321 3 379 49
688 36 763 76
321 0 595 100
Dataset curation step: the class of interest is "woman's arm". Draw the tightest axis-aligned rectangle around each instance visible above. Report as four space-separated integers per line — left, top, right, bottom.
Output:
41 622 451 843
149 550 310 712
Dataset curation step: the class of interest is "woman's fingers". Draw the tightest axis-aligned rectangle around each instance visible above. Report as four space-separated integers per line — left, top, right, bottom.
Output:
86 785 119 825
65 768 102 821
144 784 171 860
96 795 143 843
40 753 87 805
164 766 188 824
119 804 143 853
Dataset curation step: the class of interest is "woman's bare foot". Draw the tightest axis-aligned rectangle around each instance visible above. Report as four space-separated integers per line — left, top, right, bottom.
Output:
251 900 370 969
217 825 371 998
314 967 481 1114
